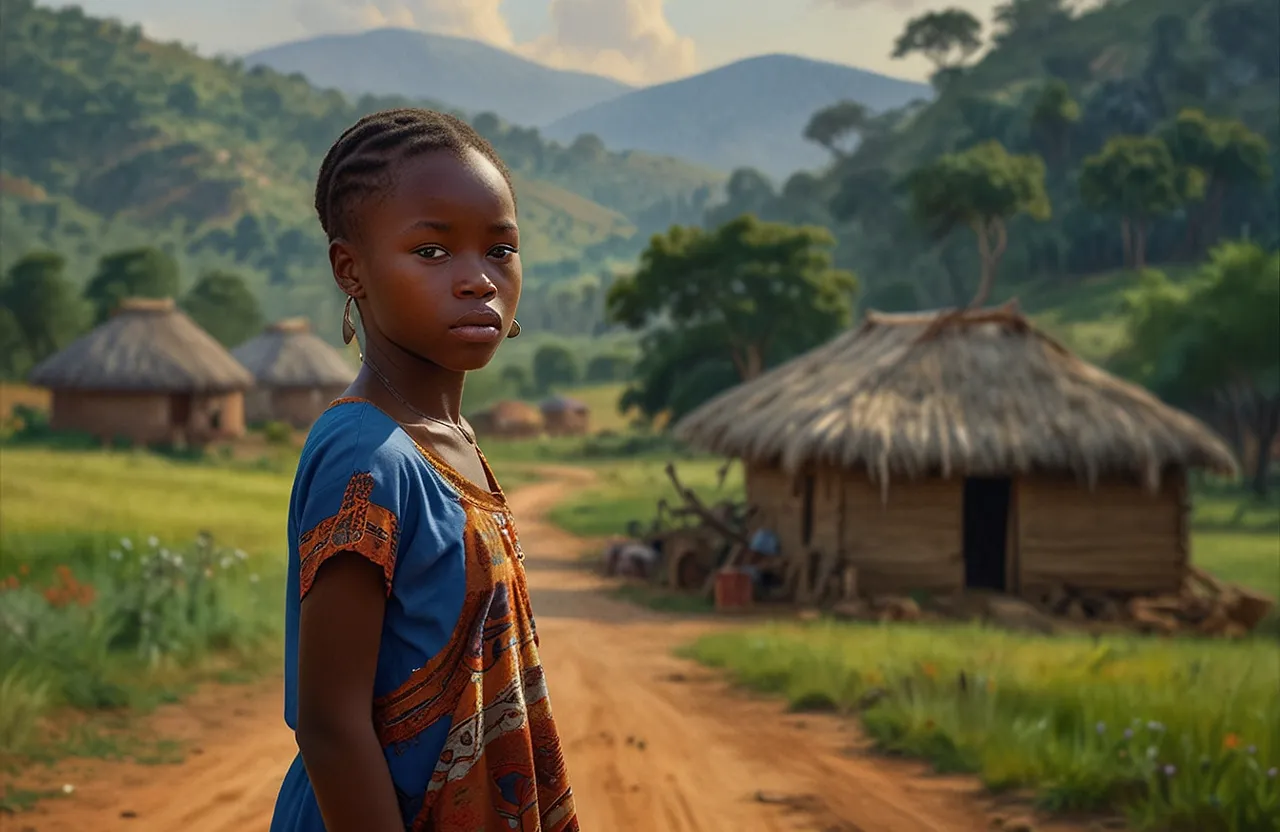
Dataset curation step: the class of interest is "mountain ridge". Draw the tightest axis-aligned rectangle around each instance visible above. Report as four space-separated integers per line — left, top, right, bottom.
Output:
244 28 633 126
542 53 933 180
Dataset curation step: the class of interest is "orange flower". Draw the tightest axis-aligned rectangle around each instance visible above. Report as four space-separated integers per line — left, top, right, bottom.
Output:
1223 733 1241 750
18 564 29 576
56 565 72 580
5 575 18 589
920 662 938 678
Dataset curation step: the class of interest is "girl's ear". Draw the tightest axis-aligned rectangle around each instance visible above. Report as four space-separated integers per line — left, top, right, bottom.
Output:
329 239 365 298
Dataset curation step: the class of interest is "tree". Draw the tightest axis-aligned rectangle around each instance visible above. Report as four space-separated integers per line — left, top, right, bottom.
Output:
892 9 984 79
84 247 180 323
607 215 856 385
1158 109 1271 254
0 251 85 368
1079 135 1201 270
1116 242 1279 495
585 352 633 383
905 141 1050 306
180 270 263 347
992 0 1073 44
531 344 579 393
1029 79 1080 167
500 364 531 398
803 100 869 159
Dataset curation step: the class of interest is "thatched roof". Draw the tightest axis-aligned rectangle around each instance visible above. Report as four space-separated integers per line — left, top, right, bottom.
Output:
479 400 544 428
232 318 356 388
540 395 588 414
674 303 1237 489
28 298 253 393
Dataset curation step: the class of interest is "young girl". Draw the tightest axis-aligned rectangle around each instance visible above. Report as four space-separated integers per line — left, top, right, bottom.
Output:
270 109 578 831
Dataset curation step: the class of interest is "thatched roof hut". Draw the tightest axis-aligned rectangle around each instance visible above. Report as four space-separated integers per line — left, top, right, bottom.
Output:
470 399 544 439
28 297 252 445
540 395 589 436
674 303 1237 604
232 318 356 427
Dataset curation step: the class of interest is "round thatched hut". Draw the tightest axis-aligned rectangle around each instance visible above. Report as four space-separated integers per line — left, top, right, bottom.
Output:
674 302 1238 605
470 400 544 439
28 297 253 446
232 318 356 428
540 395 589 436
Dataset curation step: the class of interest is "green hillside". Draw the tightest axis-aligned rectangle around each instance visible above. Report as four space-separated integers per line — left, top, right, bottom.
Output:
700 0 1278 314
0 0 719 324
862 0 1278 170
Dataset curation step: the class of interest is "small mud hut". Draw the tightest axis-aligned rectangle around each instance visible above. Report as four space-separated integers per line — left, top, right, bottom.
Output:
232 318 356 428
28 297 253 446
673 303 1238 605
470 400 544 439
540 395 590 436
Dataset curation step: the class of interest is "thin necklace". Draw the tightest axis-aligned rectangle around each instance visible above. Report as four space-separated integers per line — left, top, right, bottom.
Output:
363 357 476 445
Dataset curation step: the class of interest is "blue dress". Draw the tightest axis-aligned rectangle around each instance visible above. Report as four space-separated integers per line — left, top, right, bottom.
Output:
269 399 576 831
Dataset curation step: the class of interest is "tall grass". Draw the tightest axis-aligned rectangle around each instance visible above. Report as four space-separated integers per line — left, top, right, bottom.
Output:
687 622 1279 831
0 448 291 763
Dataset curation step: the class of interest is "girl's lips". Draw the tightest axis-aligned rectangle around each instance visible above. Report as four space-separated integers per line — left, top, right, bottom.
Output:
449 324 503 343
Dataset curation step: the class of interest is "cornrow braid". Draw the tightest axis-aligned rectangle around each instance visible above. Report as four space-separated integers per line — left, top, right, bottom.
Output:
314 108 515 241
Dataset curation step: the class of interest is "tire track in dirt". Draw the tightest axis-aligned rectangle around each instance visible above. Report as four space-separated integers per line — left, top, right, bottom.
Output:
14 466 1089 831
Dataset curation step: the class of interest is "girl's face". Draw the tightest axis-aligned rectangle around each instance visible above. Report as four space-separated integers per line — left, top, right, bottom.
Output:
333 147 521 372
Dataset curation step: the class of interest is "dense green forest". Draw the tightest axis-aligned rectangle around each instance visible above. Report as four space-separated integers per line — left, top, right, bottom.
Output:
707 0 1278 311
0 0 721 338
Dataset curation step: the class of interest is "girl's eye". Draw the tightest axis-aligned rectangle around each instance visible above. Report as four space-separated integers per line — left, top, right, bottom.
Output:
488 245 518 261
415 245 448 260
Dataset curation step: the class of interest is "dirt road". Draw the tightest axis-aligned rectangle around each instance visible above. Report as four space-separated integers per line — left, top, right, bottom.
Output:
16 468 1081 832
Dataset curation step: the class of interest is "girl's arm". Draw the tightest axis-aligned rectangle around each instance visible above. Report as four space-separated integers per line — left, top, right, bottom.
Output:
296 552 404 831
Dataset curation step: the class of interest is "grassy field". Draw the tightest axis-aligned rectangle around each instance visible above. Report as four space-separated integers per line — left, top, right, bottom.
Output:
686 622 1279 830
0 448 296 768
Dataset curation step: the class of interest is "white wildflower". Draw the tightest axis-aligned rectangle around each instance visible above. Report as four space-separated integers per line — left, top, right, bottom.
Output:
61 784 75 795
249 574 260 583
109 550 123 561
120 538 133 550
234 549 248 561
147 536 159 548
220 557 233 570
172 555 183 567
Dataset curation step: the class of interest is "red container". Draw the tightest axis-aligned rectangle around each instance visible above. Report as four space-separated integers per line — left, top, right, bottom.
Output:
714 568 754 613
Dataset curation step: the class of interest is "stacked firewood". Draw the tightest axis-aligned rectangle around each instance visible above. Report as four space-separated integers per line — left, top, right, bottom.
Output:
1034 567 1274 637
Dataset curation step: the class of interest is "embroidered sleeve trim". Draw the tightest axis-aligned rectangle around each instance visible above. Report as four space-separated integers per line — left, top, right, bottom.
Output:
298 471 399 600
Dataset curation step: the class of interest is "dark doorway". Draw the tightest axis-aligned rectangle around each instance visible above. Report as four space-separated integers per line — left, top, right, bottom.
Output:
962 477 1012 591
169 394 191 427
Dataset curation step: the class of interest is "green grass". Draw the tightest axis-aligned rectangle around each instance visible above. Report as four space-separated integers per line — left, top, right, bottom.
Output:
685 622 1280 830
545 456 744 539
0 448 291 768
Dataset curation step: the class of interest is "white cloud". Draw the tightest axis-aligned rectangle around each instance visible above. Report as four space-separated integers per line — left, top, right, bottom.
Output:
299 0 695 85
519 0 698 85
303 0 515 48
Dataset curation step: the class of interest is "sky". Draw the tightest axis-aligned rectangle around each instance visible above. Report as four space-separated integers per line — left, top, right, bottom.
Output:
61 0 1009 86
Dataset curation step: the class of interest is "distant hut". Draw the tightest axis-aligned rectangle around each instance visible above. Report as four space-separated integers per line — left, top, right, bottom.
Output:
233 318 356 428
540 395 589 436
28 297 253 446
470 400 544 439
674 302 1237 604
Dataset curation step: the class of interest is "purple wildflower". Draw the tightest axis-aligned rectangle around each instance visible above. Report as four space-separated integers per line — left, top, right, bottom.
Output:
1163 764 1176 776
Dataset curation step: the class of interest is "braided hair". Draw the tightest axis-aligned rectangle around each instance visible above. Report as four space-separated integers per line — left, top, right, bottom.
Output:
314 108 515 241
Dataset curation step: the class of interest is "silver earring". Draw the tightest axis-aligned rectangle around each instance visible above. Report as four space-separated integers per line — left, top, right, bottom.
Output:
507 319 521 339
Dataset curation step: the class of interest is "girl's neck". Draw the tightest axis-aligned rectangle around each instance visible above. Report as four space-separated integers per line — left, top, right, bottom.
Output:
359 330 466 423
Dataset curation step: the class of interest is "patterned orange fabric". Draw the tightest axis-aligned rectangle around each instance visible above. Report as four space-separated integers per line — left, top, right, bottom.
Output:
297 471 399 599
367 446 578 831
